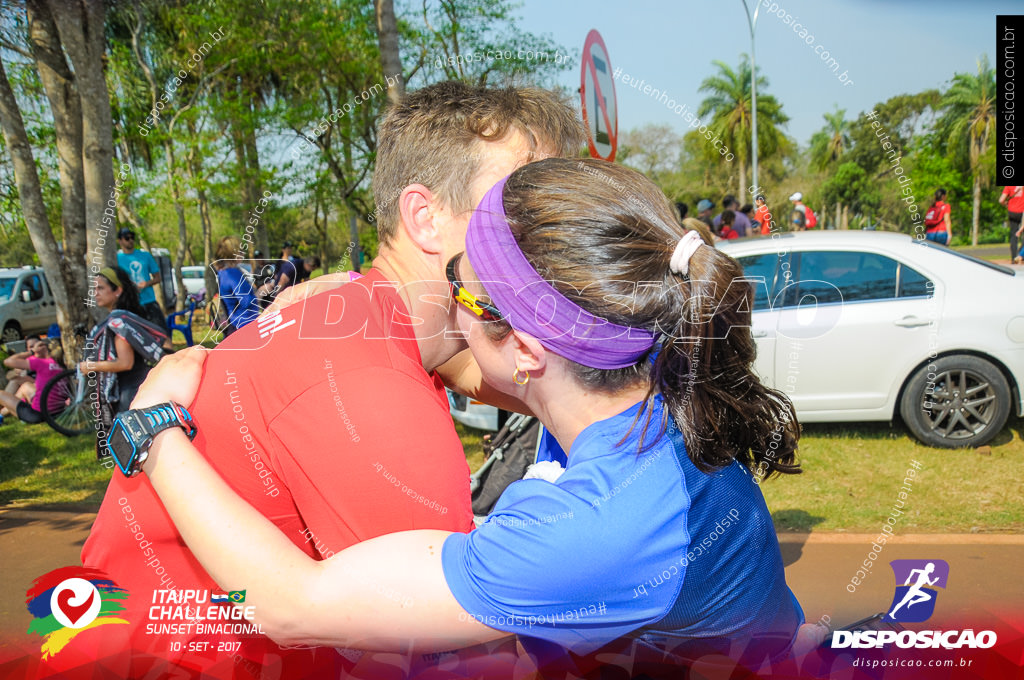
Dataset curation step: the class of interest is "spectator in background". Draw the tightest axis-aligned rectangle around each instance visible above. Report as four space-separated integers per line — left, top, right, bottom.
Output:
696 199 715 229
80 267 167 416
754 194 773 235
3 336 39 403
788 192 817 230
293 255 322 286
256 246 299 303
281 241 299 265
714 195 751 237
116 228 167 331
739 203 756 230
719 209 740 240
0 335 63 425
682 217 716 246
999 185 1024 260
213 237 260 337
675 202 689 222
923 189 952 246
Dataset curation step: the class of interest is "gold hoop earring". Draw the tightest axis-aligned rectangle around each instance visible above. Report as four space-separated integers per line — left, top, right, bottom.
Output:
512 368 530 386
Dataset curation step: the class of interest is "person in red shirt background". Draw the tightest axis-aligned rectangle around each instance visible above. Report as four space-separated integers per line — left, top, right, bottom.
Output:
754 194 773 236
718 209 740 240
999 185 1024 261
923 188 952 245
75 82 583 680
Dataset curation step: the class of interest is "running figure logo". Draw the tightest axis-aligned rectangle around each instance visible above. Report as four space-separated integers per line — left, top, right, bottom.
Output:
884 559 949 623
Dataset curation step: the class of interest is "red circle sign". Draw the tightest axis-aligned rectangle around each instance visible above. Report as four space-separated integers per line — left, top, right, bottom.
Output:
580 29 618 161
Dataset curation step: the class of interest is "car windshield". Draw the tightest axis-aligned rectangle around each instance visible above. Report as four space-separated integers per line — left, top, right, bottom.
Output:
0 277 15 301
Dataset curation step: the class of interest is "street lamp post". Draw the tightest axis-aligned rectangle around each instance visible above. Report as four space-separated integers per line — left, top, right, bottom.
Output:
741 0 760 201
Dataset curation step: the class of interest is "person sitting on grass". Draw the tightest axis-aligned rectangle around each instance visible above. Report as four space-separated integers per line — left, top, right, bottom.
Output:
118 158 805 675
0 335 63 425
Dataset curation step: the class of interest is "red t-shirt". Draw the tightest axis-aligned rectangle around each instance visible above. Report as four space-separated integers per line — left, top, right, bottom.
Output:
79 269 474 678
720 225 740 240
926 201 951 233
1003 186 1024 214
754 205 772 235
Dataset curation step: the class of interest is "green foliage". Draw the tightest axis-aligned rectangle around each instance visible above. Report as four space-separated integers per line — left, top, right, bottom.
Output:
416 0 573 87
808 107 850 172
820 162 880 215
696 56 791 167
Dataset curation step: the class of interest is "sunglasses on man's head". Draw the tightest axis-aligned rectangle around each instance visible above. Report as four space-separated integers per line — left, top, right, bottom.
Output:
119 234 135 241
446 253 503 322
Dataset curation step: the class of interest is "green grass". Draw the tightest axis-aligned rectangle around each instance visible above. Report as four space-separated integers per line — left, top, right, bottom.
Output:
5 318 1022 534
0 423 110 509
458 416 1024 534
763 417 1024 533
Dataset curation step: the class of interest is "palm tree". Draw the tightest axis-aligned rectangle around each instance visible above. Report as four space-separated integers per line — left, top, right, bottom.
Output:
697 57 789 199
810 107 851 227
938 56 996 246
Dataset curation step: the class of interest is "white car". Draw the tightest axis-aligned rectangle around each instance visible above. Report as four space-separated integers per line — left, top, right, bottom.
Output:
719 231 1024 448
451 232 1024 448
179 266 209 296
0 267 57 342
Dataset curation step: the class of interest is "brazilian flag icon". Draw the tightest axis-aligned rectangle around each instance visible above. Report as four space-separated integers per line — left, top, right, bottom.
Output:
228 590 246 603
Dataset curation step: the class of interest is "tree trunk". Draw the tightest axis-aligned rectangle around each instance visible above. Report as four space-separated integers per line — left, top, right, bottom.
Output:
0 59 91 361
47 0 116 270
971 172 981 246
841 204 849 230
26 0 89 297
162 138 189 310
835 202 842 230
243 88 268 258
375 0 404 106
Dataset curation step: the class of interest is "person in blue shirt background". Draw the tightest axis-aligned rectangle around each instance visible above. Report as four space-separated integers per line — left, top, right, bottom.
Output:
212 236 260 337
116 227 167 331
121 158 806 675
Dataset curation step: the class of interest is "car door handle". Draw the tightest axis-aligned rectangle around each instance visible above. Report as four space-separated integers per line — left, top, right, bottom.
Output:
752 329 769 338
894 316 931 328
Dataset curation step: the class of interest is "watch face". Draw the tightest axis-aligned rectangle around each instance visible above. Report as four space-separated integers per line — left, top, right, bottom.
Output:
107 420 139 476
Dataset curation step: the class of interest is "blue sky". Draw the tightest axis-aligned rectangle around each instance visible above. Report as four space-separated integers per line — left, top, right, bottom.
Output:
514 0 1012 146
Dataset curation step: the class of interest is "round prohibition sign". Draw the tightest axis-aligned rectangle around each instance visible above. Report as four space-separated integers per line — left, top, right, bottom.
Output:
580 29 618 161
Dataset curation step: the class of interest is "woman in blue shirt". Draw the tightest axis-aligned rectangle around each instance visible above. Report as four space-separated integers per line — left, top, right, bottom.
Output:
120 159 804 671
213 236 260 336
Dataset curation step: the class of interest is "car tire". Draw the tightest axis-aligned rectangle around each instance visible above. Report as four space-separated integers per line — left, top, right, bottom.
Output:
2 322 22 343
900 355 1012 449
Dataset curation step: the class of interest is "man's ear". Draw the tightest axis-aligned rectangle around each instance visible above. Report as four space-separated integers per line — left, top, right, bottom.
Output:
397 184 443 254
510 331 547 373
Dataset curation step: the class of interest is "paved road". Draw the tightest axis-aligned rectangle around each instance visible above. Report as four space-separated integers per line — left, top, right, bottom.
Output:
2 509 1022 657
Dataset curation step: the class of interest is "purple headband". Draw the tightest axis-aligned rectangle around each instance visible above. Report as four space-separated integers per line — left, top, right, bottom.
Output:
464 177 656 370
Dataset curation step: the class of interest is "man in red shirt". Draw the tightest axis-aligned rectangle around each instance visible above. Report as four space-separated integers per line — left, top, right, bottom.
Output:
77 82 583 679
999 185 1024 261
754 194 772 236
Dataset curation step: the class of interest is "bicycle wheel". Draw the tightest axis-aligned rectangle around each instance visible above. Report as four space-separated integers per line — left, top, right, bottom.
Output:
41 368 96 437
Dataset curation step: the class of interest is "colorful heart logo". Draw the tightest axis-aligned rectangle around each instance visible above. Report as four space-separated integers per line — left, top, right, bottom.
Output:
56 587 96 626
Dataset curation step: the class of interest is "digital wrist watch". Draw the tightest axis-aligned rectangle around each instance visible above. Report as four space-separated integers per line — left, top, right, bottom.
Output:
106 402 197 477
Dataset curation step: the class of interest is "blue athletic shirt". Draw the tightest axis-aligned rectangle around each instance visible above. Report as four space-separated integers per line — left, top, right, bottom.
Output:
117 250 160 305
217 267 260 330
441 395 803 655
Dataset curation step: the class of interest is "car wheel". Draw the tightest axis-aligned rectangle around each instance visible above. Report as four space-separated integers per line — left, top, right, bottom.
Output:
900 355 1012 449
2 322 22 343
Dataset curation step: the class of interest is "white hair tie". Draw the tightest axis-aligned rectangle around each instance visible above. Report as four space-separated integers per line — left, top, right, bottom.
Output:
669 230 704 276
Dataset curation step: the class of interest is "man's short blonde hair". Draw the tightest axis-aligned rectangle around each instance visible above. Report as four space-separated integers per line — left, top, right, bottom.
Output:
371 81 584 246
